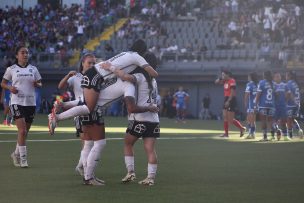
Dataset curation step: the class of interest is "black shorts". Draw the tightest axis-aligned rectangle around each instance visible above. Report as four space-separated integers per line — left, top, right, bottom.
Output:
81 67 104 92
126 120 160 138
80 106 105 126
223 96 237 112
10 105 36 123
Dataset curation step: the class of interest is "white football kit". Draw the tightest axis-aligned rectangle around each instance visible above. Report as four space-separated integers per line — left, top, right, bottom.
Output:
3 64 42 106
67 73 84 102
128 73 159 123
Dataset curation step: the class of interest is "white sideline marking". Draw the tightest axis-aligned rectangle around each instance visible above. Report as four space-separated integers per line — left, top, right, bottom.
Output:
0 137 206 143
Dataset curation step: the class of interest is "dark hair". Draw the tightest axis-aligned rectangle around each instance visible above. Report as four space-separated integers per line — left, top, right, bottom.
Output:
287 70 299 88
14 45 28 64
264 70 273 89
130 39 147 56
222 69 232 77
79 53 95 73
130 51 158 95
249 72 258 85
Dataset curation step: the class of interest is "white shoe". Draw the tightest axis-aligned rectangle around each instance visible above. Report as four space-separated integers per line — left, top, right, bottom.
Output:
121 172 136 183
83 178 105 186
48 111 57 136
20 159 29 168
75 166 84 176
138 177 154 186
10 152 20 167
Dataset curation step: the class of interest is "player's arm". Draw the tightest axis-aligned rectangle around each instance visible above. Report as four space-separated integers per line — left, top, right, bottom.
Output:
143 65 158 77
124 96 159 113
0 88 4 104
255 91 261 108
1 79 18 94
215 78 224 84
58 71 76 89
34 79 42 88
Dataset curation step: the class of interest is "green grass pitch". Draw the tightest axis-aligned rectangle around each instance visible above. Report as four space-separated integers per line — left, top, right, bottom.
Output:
1 115 304 203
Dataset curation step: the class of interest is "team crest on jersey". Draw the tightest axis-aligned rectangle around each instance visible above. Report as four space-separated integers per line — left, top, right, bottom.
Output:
100 77 117 90
134 123 147 134
153 124 160 133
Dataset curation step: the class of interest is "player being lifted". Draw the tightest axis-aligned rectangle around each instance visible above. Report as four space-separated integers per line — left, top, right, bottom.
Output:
244 72 258 139
215 70 246 138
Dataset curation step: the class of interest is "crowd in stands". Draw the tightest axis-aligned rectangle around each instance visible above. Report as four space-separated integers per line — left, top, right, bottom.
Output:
110 0 304 65
0 2 126 66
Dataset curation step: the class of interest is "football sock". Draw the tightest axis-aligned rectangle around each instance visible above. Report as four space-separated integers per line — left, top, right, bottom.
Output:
57 105 90 121
224 121 229 135
125 156 135 173
62 100 79 109
18 145 27 161
147 163 157 179
263 129 267 139
81 141 94 177
14 143 20 155
85 139 106 180
232 119 243 130
282 128 287 136
251 124 256 134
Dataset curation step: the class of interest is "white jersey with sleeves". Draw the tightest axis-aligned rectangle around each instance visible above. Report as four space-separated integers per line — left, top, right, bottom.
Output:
67 73 84 102
3 64 41 106
97 77 135 107
128 73 159 123
94 52 149 79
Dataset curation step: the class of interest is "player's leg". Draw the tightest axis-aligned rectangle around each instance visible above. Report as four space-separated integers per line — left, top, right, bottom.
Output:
83 123 106 186
266 110 274 141
293 118 303 138
286 107 295 139
122 133 138 183
139 137 157 186
259 109 268 141
221 109 229 137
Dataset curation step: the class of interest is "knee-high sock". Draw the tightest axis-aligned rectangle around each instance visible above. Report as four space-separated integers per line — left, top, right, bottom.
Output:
224 121 229 135
124 156 135 173
85 139 106 180
57 105 90 121
233 119 243 130
62 100 80 110
81 141 94 176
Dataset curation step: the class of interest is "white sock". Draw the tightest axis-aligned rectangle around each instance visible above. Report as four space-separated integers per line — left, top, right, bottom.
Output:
147 163 157 179
57 105 90 121
81 141 94 176
85 139 106 180
124 156 135 173
18 145 27 161
76 153 83 169
62 100 80 110
14 143 19 155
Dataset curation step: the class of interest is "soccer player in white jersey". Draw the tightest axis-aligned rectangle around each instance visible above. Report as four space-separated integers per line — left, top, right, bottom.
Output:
57 53 96 176
103 52 160 186
1 45 42 168
48 39 157 133
48 40 158 186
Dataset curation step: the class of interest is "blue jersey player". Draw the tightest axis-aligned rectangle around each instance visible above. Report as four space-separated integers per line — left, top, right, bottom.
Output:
173 86 189 122
285 71 303 139
255 71 275 141
244 72 258 139
273 72 288 140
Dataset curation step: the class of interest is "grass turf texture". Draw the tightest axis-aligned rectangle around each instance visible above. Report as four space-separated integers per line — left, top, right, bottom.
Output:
1 115 304 203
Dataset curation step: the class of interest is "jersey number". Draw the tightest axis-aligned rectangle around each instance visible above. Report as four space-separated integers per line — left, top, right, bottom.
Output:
147 89 157 104
266 89 273 101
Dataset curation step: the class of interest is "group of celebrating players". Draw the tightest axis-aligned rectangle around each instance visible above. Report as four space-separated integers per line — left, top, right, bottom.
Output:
216 69 303 141
1 39 302 187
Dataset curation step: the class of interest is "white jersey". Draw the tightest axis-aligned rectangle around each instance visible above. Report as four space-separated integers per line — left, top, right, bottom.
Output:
3 64 42 106
128 73 159 122
94 52 149 79
67 73 84 102
97 77 135 107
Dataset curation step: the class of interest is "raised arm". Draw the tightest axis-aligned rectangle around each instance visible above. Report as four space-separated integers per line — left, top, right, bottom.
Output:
58 71 76 89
